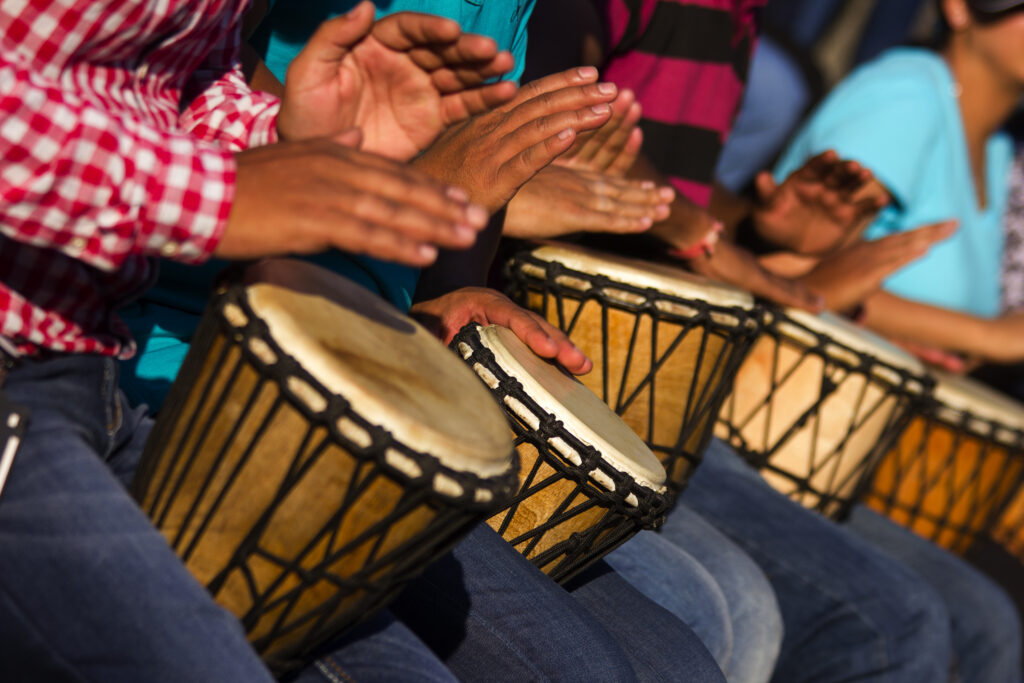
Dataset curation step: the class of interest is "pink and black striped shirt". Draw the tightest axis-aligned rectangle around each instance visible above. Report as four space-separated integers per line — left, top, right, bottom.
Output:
601 0 766 207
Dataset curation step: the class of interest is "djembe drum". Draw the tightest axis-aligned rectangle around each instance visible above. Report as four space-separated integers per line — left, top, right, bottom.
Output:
133 259 518 675
507 244 759 491
453 323 670 583
866 370 1024 554
717 308 929 519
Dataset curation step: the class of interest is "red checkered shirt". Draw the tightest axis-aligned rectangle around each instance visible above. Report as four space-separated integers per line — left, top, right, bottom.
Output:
0 0 280 357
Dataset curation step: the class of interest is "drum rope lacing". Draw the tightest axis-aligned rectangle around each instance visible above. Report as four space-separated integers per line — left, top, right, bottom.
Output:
453 323 670 584
135 286 518 675
866 392 1024 554
719 308 932 520
507 252 760 493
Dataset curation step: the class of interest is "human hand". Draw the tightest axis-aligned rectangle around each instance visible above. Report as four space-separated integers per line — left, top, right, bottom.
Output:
219 137 488 265
503 165 674 239
893 339 968 373
798 220 957 313
277 2 516 160
410 287 593 374
686 240 824 311
752 150 890 255
412 67 618 212
554 88 642 176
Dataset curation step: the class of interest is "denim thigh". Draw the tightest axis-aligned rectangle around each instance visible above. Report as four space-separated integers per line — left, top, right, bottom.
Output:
682 439 953 683
0 355 273 683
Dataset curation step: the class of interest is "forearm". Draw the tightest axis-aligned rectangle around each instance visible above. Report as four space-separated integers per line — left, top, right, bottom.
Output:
862 291 1019 362
708 182 752 239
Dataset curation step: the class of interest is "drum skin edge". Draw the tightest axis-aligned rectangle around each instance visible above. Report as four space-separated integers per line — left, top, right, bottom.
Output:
133 283 519 676
452 323 670 585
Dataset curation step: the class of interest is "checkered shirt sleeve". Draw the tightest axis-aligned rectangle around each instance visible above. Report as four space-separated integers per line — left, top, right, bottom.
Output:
0 50 235 270
179 9 281 151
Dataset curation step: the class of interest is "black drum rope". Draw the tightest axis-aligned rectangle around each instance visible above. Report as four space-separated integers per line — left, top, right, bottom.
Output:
452 324 670 584
720 308 929 520
133 285 519 676
506 251 760 492
865 393 1024 554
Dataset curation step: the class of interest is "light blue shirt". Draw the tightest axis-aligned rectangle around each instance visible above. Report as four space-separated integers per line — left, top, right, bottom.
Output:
774 48 1013 317
120 0 535 410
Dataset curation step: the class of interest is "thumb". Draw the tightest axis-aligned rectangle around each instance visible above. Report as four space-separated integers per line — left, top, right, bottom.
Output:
293 2 375 69
755 171 778 200
332 127 363 148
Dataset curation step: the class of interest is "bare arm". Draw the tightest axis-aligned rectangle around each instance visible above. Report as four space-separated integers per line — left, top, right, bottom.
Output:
863 292 1024 364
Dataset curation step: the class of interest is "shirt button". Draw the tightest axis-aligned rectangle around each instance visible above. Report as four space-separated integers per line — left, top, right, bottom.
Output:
69 236 87 251
159 241 180 258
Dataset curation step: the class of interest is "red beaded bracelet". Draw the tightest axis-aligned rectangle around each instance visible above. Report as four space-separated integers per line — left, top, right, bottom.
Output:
667 220 724 260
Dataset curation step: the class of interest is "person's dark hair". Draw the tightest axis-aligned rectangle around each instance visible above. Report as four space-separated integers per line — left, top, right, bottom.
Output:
933 0 1024 47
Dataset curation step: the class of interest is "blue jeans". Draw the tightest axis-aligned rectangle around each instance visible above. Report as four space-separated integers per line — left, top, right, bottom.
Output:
393 523 726 682
293 609 458 683
682 438 954 682
845 506 1023 683
605 513 783 683
0 354 276 682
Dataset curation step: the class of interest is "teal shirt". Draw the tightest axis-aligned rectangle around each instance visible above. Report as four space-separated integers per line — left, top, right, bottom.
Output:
253 0 534 86
120 0 535 410
774 48 1013 318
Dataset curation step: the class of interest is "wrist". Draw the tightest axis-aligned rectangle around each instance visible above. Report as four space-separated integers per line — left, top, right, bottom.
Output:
667 219 723 261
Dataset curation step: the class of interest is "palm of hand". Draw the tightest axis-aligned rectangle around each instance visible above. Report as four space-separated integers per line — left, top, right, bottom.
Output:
291 37 446 161
756 181 847 254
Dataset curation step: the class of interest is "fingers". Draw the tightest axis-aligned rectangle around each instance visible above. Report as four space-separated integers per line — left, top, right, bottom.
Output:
754 171 778 202
495 87 618 177
588 95 642 171
287 2 375 74
897 340 967 373
371 10 463 51
569 89 637 163
427 52 516 92
499 305 593 374
505 81 617 130
439 80 517 123
506 67 601 108
606 126 643 176
752 271 825 312
865 220 958 274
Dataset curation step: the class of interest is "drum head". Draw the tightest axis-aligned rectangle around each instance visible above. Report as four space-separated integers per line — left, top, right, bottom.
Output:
931 370 1024 442
474 324 666 491
528 243 756 311
240 259 512 478
778 309 926 377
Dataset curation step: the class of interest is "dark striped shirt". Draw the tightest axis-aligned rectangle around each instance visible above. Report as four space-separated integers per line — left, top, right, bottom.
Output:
602 0 766 207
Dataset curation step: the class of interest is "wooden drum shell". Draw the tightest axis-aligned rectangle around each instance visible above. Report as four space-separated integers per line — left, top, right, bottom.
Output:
867 401 1024 555
717 310 927 519
508 250 759 492
455 324 670 583
134 283 516 674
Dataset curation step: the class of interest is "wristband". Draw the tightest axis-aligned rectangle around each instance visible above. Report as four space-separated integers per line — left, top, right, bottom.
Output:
668 220 724 260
